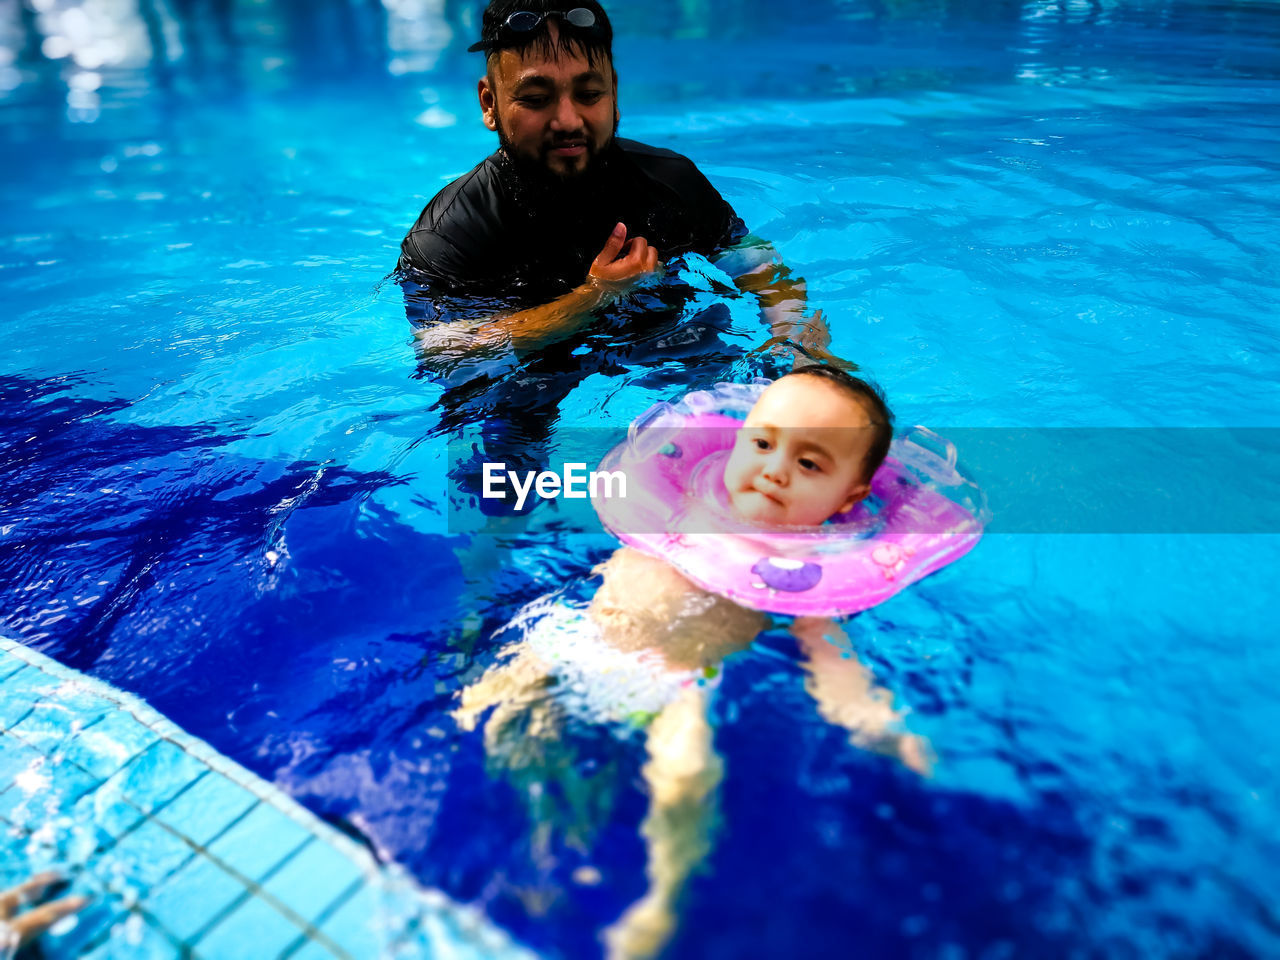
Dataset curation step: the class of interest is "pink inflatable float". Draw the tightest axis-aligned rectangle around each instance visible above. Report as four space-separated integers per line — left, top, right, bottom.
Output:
593 381 989 617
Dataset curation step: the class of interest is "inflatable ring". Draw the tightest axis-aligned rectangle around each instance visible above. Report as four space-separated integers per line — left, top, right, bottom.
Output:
593 381 989 616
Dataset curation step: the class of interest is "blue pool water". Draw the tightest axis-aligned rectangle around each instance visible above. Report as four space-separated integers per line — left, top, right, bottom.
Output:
3 0 1279 957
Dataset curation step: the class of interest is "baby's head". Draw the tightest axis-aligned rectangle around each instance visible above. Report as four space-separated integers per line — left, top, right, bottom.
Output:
722 367 893 527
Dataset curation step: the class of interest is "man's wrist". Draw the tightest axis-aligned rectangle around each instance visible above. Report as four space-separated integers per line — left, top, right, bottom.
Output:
580 276 627 310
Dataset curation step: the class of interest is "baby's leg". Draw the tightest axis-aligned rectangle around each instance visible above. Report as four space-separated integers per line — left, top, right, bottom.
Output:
455 640 625 862
604 686 722 960
453 641 555 736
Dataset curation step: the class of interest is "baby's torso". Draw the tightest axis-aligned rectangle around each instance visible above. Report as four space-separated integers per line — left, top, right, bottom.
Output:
588 547 767 671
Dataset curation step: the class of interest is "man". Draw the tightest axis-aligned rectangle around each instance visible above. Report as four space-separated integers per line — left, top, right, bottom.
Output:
398 0 829 361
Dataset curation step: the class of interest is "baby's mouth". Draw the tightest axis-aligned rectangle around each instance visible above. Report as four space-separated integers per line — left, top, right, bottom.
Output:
753 488 785 507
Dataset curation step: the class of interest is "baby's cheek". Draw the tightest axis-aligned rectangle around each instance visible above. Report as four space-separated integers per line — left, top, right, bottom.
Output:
728 489 769 521
720 463 741 495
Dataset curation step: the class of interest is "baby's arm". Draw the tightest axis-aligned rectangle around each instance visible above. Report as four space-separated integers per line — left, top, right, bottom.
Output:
792 617 933 776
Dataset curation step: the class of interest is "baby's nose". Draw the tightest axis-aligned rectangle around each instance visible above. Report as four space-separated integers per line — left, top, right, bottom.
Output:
762 456 788 484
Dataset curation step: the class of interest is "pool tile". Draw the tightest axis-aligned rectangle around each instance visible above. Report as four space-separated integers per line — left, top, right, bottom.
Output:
145 852 251 944
1 649 535 960
0 758 98 829
9 686 111 753
0 734 44 784
206 803 311 884
261 837 364 925
65 741 205 844
71 775 147 843
194 892 308 959
155 771 258 849
315 882 385 958
0 657 27 683
284 938 343 960
96 816 197 893
395 911 457 960
63 710 161 779
82 911 181 960
116 740 208 813
0 666 57 729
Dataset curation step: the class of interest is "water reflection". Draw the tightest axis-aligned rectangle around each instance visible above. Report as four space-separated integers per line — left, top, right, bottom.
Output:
4 0 1277 126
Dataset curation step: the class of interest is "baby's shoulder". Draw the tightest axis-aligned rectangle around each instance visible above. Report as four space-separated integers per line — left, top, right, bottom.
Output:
597 547 701 599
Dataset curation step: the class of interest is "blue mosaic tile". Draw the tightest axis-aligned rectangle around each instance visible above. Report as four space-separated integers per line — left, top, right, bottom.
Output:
194 892 308 960
0 733 45 784
110 739 207 816
70 776 147 843
9 687 111 753
0 666 56 729
62 710 161 780
1 646 535 960
205 804 311 884
0 758 99 829
407 902 504 960
261 837 364 926
284 939 342 960
145 852 251 944
6 804 116 874
96 817 197 893
0 656 27 683
315 882 384 958
155 771 258 849
82 911 181 960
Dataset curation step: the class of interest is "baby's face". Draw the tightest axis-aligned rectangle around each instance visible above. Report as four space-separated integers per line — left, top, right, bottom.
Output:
722 376 875 527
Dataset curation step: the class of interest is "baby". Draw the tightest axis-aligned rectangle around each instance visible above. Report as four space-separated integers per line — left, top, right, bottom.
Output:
588 366 894 670
455 367 927 960
723 364 892 526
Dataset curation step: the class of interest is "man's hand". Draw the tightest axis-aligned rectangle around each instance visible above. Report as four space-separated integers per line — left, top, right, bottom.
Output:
722 239 855 369
589 222 661 291
414 222 663 359
0 872 89 952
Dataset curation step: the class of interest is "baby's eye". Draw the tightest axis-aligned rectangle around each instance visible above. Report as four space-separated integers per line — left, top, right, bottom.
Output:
753 438 771 451
799 458 821 473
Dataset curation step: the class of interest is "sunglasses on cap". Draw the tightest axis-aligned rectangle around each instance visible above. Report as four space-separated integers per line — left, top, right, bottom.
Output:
467 8 600 53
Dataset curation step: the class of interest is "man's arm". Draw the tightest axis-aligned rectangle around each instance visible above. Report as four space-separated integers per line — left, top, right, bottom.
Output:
414 222 660 358
714 235 846 368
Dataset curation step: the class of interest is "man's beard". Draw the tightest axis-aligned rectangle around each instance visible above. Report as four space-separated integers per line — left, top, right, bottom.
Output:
494 113 620 195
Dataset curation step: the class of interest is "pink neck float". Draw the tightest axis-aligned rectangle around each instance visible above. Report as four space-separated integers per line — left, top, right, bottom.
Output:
593 381 990 617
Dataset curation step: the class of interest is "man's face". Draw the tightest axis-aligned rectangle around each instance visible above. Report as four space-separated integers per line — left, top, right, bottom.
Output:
478 23 618 181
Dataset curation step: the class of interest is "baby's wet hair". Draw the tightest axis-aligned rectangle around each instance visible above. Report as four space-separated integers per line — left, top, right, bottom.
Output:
780 365 894 482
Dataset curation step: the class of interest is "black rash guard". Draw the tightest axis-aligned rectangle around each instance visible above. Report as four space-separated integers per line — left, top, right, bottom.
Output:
398 138 745 308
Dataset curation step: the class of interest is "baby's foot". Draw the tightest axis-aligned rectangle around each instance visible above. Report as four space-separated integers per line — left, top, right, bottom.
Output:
897 733 935 778
853 729 935 777
603 894 675 960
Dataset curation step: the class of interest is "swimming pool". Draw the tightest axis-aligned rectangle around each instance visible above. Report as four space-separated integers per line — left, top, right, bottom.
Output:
3 0 1279 956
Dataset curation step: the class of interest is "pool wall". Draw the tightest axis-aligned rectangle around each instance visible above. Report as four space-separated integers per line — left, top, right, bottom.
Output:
0 636 536 960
